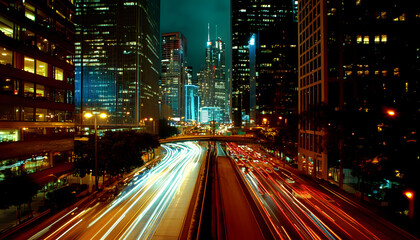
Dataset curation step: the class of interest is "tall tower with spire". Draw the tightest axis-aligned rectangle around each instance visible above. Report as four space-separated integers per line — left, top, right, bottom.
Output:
198 24 228 123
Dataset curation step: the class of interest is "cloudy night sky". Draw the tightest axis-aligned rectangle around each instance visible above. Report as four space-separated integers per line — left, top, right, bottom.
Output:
160 0 231 76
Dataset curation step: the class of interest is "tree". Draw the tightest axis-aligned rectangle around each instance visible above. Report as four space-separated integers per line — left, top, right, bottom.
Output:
158 119 178 138
0 173 40 223
74 130 160 180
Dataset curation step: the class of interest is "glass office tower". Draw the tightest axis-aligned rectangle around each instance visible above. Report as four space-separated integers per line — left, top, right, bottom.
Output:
161 32 187 121
75 0 160 128
231 0 297 127
184 85 199 123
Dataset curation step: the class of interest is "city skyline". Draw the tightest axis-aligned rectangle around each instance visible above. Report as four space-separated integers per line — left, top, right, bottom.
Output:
160 0 231 76
0 0 419 238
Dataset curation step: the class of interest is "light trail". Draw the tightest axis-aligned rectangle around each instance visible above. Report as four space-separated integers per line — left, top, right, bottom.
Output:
225 142 392 240
26 141 203 240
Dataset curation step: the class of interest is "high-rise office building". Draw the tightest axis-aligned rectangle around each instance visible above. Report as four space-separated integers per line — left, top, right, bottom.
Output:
298 0 420 180
161 32 187 121
185 66 193 85
231 0 297 127
184 85 199 123
0 1 75 185
74 0 160 129
199 25 228 123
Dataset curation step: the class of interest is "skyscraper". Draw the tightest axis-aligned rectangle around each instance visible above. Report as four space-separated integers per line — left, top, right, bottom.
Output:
184 85 199 123
161 32 187 121
231 0 297 127
75 0 160 128
298 0 420 180
0 1 75 185
199 25 228 123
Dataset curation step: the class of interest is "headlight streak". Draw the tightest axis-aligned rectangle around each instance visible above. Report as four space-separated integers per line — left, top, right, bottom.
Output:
43 209 87 240
29 207 79 240
30 142 202 240
228 143 388 240
90 141 201 240
89 145 177 229
120 142 201 240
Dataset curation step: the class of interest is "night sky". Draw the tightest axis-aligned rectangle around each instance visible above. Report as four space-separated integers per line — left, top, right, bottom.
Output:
160 0 231 77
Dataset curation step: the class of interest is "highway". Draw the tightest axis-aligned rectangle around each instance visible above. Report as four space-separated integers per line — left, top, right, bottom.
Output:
10 142 204 240
226 142 418 240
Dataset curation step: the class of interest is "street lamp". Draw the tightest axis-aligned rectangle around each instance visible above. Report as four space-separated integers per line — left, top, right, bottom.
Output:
404 190 415 220
84 112 107 191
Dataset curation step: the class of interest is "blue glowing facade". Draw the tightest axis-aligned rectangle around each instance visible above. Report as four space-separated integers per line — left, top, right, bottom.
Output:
75 0 160 127
184 85 199 122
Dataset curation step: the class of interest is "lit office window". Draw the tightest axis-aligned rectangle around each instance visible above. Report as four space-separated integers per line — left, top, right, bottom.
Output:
54 67 64 81
36 60 48 77
0 16 13 37
36 84 46 98
24 57 35 73
25 3 36 21
0 48 13 66
381 34 387 42
23 82 35 98
356 35 362 43
363 36 369 44
37 36 50 53
36 108 48 121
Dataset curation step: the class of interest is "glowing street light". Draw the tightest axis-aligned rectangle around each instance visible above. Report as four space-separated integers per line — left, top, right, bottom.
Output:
387 110 396 117
84 112 107 191
403 190 415 220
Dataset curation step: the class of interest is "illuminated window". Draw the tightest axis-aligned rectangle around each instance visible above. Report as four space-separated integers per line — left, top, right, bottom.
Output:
0 48 12 66
394 68 400 77
363 36 369 44
36 108 48 121
54 67 64 81
37 36 50 53
23 82 35 98
376 11 387 19
36 84 46 98
381 34 387 42
0 16 13 38
36 60 48 77
25 4 36 21
374 35 380 43
24 57 35 73
356 35 362 43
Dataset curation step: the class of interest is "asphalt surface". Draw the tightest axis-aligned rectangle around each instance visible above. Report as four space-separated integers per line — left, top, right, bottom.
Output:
226 142 419 240
7 142 203 240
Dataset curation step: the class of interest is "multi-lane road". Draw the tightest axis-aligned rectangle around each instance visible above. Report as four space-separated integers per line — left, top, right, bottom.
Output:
5 139 419 240
225 142 418 240
8 142 204 240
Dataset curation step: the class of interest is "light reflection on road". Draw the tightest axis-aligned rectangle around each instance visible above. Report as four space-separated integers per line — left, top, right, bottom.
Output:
25 142 202 240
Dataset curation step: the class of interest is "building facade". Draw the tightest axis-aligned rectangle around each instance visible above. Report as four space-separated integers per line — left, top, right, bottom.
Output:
298 0 420 180
184 85 199 123
231 0 297 127
75 0 160 130
161 32 187 121
0 0 75 185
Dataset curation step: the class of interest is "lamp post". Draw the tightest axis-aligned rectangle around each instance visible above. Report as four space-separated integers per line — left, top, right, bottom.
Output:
404 190 415 220
84 112 107 191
